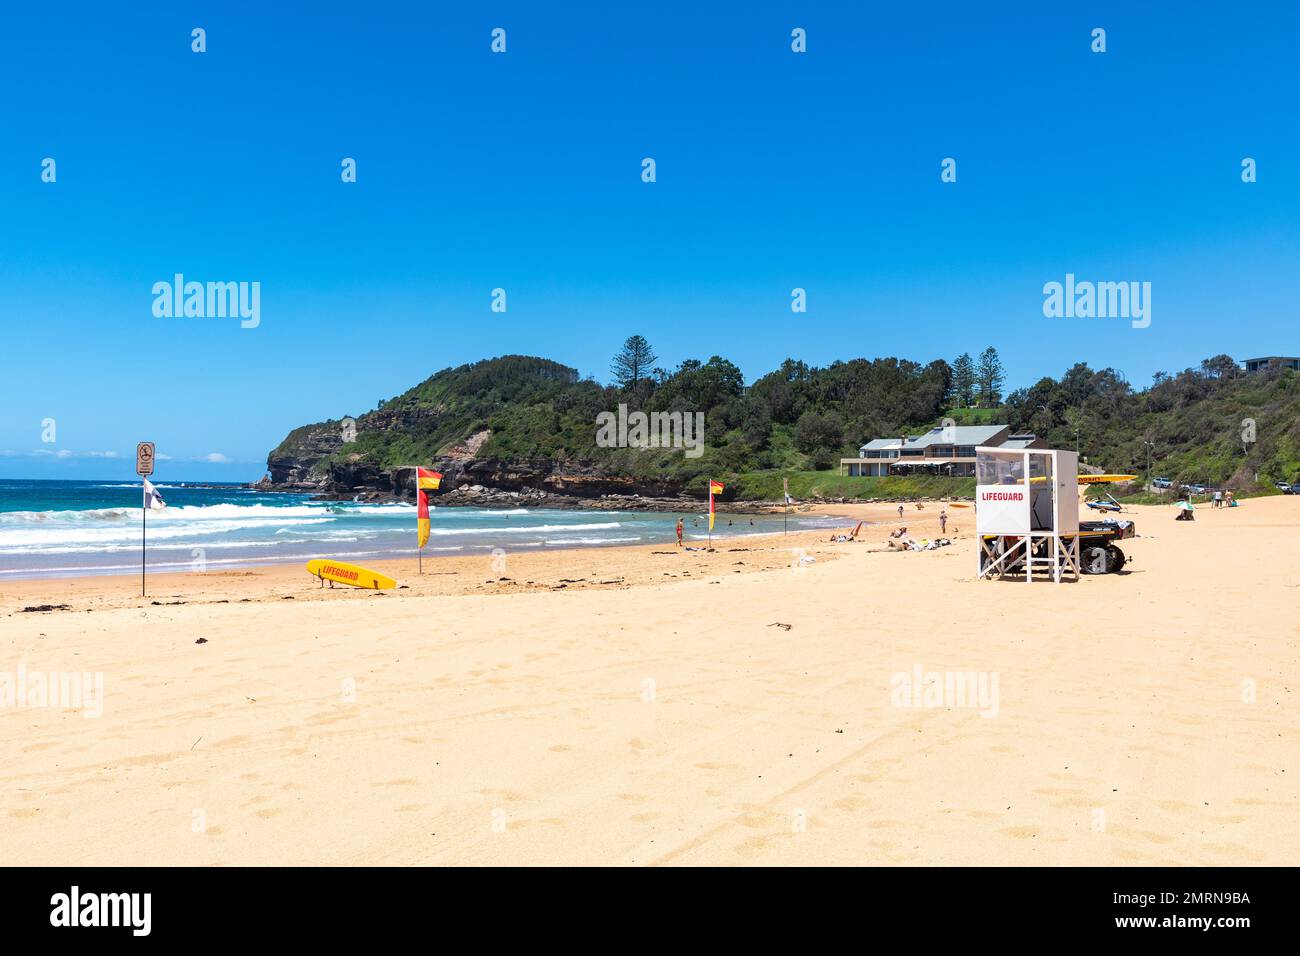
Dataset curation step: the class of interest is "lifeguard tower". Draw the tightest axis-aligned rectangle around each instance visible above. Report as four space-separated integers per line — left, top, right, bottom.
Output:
975 446 1080 582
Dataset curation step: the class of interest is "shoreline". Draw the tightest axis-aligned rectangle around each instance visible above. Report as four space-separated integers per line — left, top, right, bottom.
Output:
0 500 914 606
0 504 858 586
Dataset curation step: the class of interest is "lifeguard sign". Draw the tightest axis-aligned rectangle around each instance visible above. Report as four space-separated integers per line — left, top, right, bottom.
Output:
975 446 1080 582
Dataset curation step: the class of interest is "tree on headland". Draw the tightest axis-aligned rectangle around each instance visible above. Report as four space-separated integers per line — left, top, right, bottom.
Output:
976 347 1006 407
611 335 658 389
1199 355 1239 380
951 353 976 407
794 409 844 455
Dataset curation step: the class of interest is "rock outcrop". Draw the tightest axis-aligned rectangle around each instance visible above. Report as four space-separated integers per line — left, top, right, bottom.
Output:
261 355 720 506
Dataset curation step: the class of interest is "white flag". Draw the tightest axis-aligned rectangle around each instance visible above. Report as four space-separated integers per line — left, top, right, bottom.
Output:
143 479 167 511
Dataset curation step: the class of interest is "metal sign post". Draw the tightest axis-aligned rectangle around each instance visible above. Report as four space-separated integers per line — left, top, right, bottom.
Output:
137 443 155 597
783 476 790 535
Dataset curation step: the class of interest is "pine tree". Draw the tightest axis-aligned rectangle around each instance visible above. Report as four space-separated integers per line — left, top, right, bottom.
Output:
976 346 1006 407
610 335 658 389
952 352 976 408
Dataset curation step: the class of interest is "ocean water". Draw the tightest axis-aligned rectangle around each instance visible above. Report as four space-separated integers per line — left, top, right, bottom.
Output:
0 479 840 579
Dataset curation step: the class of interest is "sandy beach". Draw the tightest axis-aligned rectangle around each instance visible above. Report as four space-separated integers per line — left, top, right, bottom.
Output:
2 497 1295 866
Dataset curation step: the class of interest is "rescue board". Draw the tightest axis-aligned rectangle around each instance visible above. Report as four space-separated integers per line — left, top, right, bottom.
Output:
306 559 396 590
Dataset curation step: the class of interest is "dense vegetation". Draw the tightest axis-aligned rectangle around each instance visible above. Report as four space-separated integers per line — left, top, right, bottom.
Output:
271 344 1299 498
1003 356 1299 489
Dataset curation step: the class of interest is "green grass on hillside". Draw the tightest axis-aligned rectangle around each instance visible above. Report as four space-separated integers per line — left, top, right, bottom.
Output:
939 407 1005 426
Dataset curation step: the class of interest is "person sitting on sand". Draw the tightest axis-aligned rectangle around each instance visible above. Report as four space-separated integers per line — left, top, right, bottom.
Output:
1175 498 1195 521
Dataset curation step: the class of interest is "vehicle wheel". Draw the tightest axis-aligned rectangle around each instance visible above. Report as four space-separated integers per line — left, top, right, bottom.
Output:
1082 545 1111 574
1105 545 1126 573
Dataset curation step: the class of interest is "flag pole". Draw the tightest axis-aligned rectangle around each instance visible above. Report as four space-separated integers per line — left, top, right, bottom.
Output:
141 481 147 597
707 482 712 549
783 475 789 535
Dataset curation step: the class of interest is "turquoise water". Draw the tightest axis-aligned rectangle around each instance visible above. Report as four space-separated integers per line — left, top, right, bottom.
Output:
0 479 838 579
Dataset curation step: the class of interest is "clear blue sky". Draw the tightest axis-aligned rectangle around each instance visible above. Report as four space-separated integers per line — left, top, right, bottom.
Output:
2 1 1296 480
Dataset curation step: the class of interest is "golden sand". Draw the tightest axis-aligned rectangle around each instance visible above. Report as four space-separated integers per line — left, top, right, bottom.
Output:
1 498 1295 865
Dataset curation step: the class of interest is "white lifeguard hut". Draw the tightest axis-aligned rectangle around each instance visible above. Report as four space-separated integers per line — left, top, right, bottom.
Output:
975 446 1080 582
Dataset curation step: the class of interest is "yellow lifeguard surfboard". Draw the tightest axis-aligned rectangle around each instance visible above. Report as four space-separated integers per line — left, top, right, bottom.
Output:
1029 473 1138 485
1077 474 1137 484
306 559 396 590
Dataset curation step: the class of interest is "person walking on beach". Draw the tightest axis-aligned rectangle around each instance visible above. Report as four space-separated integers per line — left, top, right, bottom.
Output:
939 509 948 534
1213 489 1223 509
898 505 905 520
675 517 684 547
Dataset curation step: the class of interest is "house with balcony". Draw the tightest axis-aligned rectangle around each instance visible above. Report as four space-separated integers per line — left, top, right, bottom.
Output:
1242 356 1300 373
840 425 1043 477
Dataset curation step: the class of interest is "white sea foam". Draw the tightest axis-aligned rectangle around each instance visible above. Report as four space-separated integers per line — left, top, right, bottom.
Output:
425 521 621 537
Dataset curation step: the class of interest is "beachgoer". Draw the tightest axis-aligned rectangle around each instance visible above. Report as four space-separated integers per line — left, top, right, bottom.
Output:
675 518 684 547
898 505 904 520
939 509 948 533
1213 490 1222 508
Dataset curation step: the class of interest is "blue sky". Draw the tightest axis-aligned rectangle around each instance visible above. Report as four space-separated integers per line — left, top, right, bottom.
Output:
2 1 1296 480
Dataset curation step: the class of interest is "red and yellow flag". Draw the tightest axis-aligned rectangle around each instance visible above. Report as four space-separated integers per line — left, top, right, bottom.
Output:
417 489 430 549
708 480 724 531
415 468 441 548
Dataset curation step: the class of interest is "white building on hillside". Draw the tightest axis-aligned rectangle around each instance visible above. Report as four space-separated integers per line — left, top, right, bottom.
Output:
839 424 1043 478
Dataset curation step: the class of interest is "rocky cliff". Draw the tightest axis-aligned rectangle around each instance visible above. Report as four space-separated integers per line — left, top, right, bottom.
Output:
259 356 704 505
